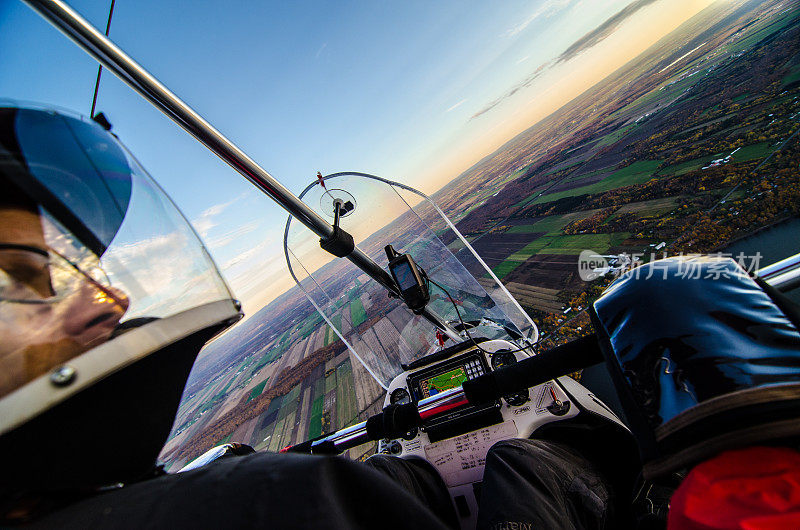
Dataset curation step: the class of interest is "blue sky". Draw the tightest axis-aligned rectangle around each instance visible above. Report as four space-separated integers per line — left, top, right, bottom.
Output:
0 0 712 315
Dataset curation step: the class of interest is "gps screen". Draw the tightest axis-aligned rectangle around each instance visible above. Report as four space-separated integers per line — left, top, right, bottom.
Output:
419 366 468 399
393 261 417 291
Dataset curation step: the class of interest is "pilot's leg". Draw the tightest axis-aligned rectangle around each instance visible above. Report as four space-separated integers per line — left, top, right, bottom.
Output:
21 452 453 530
364 454 459 529
477 439 615 530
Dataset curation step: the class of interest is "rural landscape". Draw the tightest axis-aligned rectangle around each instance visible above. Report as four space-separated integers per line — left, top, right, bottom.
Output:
159 0 800 469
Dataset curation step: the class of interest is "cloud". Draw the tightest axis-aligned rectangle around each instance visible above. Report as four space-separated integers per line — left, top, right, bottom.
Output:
504 13 539 38
191 193 247 239
221 236 276 270
470 61 552 120
471 0 661 121
502 0 572 38
555 0 659 64
206 220 260 249
471 100 502 120
226 251 291 311
446 99 467 113
103 232 228 318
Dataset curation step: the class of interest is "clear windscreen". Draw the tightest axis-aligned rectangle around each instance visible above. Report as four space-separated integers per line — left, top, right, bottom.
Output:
285 173 537 390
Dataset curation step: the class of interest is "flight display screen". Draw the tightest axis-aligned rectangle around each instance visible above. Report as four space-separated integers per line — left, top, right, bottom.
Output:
407 351 498 441
418 366 468 399
393 261 417 291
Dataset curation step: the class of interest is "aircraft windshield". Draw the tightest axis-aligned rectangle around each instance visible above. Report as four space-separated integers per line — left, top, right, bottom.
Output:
284 172 537 390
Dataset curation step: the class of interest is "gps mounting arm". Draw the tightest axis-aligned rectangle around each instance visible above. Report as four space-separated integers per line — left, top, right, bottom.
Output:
319 198 355 258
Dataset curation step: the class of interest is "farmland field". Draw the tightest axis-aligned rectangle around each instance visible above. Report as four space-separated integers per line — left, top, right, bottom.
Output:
531 160 664 205
350 298 367 328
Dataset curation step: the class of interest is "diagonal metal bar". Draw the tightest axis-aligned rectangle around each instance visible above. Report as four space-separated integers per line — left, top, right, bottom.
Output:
23 0 461 337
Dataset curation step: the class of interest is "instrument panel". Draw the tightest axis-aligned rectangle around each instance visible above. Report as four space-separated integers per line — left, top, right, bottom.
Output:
379 339 582 530
381 339 581 454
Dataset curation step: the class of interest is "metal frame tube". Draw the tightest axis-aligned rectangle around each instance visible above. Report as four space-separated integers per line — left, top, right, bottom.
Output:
22 0 405 309
758 252 800 292
24 0 331 239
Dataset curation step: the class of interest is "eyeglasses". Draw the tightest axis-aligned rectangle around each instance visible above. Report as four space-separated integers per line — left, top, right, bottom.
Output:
0 243 115 304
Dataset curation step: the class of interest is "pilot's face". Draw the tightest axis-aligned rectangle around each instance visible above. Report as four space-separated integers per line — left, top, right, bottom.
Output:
0 206 129 397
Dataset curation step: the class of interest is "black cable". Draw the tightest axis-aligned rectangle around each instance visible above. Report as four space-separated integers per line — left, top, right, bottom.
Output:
90 0 116 118
424 274 534 357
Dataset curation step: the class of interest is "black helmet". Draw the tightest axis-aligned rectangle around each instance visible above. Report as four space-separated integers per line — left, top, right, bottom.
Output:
591 256 800 478
0 105 242 500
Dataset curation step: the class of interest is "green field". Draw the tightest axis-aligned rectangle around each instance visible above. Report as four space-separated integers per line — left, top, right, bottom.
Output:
494 263 519 279
267 418 286 452
493 231 631 279
513 232 631 257
311 394 323 418
657 153 726 176
266 394 283 416
309 394 324 439
330 313 342 333
783 67 800 86
255 397 284 450
296 312 324 341
543 232 632 253
324 324 339 346
507 209 603 236
561 166 612 184
732 142 772 161
726 6 800 55
511 184 548 209
510 237 559 259
532 160 663 205
259 383 302 452
197 376 236 413
657 141 772 177
309 378 325 439
254 330 291 368
247 378 269 402
540 158 585 177
324 367 337 394
611 70 699 118
597 123 638 147
280 411 297 450
313 375 325 397
610 197 677 219
335 361 359 428
279 385 301 421
350 298 367 327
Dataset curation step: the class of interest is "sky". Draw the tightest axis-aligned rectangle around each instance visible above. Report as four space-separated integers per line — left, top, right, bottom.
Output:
0 0 716 317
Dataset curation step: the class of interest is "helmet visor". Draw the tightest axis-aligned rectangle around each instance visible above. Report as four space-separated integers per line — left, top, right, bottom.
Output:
0 107 235 398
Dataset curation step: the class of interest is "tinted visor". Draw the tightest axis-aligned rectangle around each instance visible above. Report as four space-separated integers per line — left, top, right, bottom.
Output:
0 107 132 256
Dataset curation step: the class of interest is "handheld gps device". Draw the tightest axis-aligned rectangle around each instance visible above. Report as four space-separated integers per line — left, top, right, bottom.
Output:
386 245 430 313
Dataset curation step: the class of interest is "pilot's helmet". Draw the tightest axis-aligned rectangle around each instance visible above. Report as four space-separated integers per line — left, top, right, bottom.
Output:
0 105 242 498
591 256 800 479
